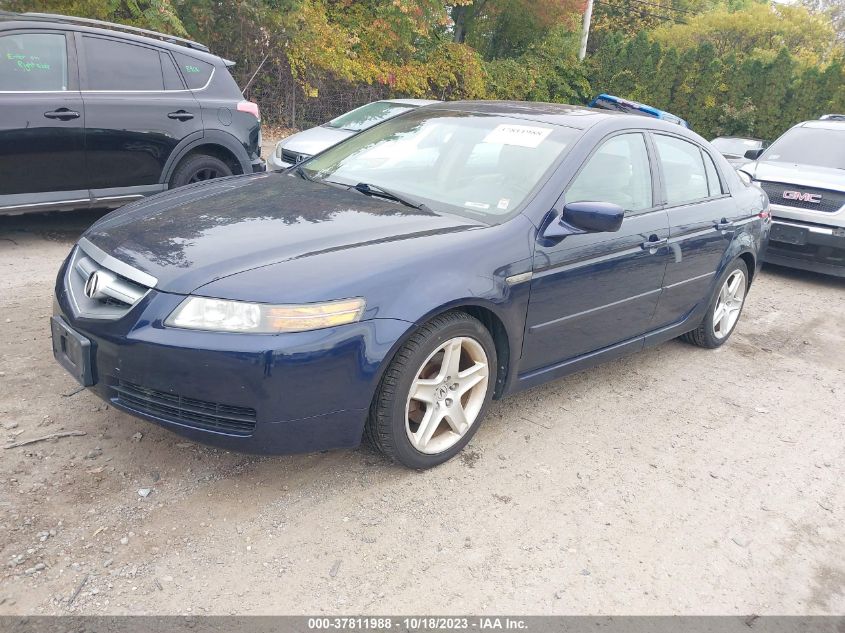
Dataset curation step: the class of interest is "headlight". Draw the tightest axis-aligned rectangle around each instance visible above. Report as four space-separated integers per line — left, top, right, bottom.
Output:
275 142 284 159
165 297 366 333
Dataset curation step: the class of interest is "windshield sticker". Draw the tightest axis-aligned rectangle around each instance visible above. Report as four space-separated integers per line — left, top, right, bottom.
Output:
483 124 553 148
465 201 490 210
497 198 510 210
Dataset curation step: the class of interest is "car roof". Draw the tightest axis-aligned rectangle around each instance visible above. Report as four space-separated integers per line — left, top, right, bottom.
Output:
423 100 669 131
0 12 221 63
384 99 441 106
798 119 845 131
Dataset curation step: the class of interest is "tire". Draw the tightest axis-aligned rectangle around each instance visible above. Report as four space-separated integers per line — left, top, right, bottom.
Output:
682 258 750 349
169 154 233 188
366 311 497 469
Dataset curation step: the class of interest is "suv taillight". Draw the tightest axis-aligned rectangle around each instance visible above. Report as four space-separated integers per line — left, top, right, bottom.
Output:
237 101 260 121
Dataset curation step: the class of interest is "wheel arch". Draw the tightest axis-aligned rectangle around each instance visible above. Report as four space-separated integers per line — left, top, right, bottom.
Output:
372 299 516 402
161 131 252 184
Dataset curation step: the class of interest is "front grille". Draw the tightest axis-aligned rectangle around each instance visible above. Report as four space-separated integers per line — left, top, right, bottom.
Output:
281 149 310 165
758 181 845 213
112 380 257 436
66 242 151 320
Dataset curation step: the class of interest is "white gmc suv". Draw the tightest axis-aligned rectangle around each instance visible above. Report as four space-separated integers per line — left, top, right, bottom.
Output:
739 117 845 277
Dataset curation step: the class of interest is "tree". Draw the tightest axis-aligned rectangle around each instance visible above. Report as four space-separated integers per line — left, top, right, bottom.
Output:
3 0 185 34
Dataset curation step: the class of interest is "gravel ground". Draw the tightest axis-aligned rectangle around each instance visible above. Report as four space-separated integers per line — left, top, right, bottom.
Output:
0 204 843 616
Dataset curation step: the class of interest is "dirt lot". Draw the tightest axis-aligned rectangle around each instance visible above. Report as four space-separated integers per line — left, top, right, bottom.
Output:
0 206 843 616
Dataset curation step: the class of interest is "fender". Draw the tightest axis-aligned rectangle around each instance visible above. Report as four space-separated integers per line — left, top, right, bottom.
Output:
370 292 531 401
159 130 252 184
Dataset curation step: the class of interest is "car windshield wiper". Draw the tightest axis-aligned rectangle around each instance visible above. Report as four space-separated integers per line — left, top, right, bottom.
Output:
293 165 314 181
351 182 431 212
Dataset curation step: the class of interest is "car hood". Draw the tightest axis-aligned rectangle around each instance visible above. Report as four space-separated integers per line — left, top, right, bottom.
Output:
744 160 845 191
83 173 482 295
278 126 354 157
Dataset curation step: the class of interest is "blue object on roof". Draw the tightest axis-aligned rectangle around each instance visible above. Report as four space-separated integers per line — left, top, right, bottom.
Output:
588 94 690 129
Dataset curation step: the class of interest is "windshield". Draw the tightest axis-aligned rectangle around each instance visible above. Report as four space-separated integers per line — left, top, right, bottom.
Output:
712 137 763 157
761 126 845 169
324 101 416 132
302 109 581 221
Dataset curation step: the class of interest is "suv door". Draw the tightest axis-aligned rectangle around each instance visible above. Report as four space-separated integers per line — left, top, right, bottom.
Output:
521 132 672 374
0 30 87 211
77 34 203 202
650 133 738 328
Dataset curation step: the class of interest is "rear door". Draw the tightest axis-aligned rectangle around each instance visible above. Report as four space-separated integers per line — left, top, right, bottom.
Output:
0 30 87 209
650 133 739 328
77 34 202 202
521 132 671 374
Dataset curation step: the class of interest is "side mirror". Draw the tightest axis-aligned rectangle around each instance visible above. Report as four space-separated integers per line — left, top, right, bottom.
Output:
744 148 764 160
543 201 624 238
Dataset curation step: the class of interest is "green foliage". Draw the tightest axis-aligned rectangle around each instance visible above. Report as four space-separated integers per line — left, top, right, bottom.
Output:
588 30 845 140
3 0 185 34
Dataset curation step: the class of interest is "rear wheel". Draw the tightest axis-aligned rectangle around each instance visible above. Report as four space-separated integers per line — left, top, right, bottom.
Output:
682 258 749 348
366 311 496 469
169 154 233 188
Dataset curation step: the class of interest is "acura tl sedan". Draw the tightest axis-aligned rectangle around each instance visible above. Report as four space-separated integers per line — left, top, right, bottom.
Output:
52 102 770 469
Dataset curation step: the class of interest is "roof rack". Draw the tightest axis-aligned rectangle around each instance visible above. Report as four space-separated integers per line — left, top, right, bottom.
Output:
6 11 210 52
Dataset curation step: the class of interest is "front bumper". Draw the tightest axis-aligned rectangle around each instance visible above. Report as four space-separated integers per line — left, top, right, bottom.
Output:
764 218 845 277
53 269 410 454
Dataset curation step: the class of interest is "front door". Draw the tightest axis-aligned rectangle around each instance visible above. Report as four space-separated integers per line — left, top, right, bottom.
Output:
522 132 671 374
77 34 202 199
0 31 86 207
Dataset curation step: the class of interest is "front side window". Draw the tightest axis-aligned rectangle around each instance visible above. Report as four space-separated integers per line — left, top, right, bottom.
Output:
567 133 653 212
654 134 709 206
325 101 416 132
83 37 163 91
302 110 581 221
0 33 68 91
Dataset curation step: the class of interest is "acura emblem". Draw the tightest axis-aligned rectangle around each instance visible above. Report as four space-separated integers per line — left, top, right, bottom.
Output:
783 190 821 204
84 271 102 299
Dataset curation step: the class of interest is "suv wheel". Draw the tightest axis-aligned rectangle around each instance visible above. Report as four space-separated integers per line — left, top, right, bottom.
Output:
366 311 496 469
170 154 233 188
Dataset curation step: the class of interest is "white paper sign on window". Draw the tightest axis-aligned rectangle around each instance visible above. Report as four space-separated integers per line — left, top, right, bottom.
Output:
483 124 553 148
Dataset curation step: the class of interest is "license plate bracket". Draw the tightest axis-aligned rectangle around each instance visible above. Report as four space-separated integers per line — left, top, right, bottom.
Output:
771 223 807 246
50 316 96 387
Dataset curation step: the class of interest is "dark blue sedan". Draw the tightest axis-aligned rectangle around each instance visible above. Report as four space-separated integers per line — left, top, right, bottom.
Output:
52 101 770 469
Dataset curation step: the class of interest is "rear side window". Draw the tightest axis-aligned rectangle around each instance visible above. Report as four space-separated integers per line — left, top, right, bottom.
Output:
702 150 723 196
173 52 213 89
0 33 68 91
654 135 709 205
83 37 163 91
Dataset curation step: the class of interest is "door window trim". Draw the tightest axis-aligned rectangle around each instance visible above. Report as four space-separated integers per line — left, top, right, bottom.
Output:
75 32 214 93
0 30 79 93
649 131 731 210
560 129 662 217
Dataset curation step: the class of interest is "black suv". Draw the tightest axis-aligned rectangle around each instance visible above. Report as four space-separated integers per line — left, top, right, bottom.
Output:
0 12 264 216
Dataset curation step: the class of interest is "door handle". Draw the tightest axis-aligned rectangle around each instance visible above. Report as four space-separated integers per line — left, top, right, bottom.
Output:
167 111 194 121
715 218 735 231
641 236 668 251
44 108 80 121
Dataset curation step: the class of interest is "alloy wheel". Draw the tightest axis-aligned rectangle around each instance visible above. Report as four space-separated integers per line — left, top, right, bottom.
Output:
405 336 489 455
188 167 222 183
712 269 746 339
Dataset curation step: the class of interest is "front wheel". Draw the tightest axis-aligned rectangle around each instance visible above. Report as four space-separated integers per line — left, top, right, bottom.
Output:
366 311 496 469
682 258 749 348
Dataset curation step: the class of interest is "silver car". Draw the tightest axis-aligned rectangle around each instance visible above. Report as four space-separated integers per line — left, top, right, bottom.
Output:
739 118 845 277
267 99 439 170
